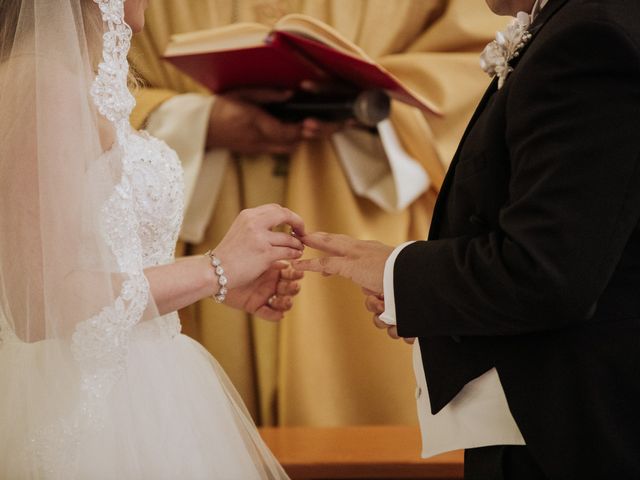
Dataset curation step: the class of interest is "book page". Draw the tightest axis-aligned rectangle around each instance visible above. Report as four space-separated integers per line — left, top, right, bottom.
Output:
274 14 371 61
165 23 269 56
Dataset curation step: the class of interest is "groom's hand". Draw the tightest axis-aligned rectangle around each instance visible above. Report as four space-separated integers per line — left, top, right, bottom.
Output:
292 232 393 294
364 289 415 345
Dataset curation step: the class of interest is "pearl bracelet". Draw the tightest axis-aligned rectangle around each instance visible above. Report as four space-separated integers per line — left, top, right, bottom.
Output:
205 250 228 303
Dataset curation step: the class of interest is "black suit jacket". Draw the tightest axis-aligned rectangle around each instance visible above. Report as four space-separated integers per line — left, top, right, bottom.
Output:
394 0 640 477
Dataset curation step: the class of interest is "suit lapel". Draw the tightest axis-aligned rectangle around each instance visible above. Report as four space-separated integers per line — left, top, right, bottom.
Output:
428 0 570 241
529 0 570 36
428 77 498 239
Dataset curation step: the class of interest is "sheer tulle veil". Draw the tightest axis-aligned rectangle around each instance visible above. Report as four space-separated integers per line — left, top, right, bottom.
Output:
0 0 164 474
1 2 290 478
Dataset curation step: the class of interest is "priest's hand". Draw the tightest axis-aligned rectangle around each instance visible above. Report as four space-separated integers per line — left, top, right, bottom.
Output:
206 88 302 154
292 231 393 294
206 88 342 155
226 262 304 321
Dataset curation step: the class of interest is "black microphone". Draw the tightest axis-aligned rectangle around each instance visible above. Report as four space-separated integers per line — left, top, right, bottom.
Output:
264 89 391 127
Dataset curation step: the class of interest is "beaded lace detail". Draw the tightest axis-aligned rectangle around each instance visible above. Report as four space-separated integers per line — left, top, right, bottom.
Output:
28 0 184 474
73 0 184 405
90 0 135 130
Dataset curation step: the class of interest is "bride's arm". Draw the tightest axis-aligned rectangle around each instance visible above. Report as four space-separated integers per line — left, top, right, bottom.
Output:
144 255 218 316
145 204 305 316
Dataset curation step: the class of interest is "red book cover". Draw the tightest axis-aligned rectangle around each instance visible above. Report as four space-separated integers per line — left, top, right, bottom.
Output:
165 34 328 93
163 20 439 115
275 31 437 112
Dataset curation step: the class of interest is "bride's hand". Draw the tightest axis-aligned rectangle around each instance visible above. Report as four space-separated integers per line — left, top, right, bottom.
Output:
225 262 304 321
213 204 305 289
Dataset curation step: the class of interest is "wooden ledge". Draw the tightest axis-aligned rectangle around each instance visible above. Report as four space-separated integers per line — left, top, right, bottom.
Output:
259 425 463 479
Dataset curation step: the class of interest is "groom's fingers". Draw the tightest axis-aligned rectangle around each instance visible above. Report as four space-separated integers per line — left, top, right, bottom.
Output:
292 256 343 276
299 232 354 256
373 315 388 329
373 316 410 343
373 316 400 339
386 326 400 340
365 295 385 314
362 287 383 299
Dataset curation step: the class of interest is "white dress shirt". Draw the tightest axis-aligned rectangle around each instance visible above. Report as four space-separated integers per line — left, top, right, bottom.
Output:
380 244 524 458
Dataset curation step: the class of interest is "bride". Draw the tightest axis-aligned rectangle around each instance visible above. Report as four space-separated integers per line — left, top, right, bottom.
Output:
0 0 303 478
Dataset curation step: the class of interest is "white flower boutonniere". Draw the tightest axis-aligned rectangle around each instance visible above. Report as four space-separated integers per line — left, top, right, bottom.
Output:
480 12 533 89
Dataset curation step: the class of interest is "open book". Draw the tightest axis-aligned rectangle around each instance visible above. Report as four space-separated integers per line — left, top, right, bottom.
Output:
163 14 440 115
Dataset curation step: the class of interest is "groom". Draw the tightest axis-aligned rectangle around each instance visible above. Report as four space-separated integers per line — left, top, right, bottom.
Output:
295 0 640 478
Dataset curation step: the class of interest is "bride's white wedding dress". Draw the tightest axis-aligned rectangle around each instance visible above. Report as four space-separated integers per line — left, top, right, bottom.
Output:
0 1 288 478
0 131 288 480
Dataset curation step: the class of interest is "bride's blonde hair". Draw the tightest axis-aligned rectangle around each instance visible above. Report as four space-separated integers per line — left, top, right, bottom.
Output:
0 0 138 87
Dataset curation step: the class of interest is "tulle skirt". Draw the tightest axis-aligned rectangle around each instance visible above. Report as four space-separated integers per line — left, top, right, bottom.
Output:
0 315 288 479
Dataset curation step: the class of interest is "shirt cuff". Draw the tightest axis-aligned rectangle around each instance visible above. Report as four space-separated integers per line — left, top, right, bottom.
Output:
379 241 415 326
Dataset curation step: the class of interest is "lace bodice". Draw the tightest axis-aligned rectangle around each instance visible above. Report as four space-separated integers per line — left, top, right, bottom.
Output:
106 128 185 340
95 128 185 339
121 131 184 270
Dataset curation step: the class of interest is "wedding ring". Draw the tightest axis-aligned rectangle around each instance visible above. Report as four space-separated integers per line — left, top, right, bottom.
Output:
267 295 277 307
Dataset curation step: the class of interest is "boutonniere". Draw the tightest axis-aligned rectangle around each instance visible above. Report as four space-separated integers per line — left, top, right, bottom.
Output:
480 12 533 89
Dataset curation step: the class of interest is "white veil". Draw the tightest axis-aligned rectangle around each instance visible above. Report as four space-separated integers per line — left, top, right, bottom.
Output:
0 0 162 475
1 2 291 478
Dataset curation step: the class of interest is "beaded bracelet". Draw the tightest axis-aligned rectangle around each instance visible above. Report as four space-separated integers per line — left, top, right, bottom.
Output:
205 250 228 303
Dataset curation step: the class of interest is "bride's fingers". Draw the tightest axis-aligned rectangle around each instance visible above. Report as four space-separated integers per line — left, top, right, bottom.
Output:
266 294 293 311
254 204 305 235
268 246 305 263
268 231 304 250
277 280 300 295
254 306 285 322
254 293 293 320
280 266 304 281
